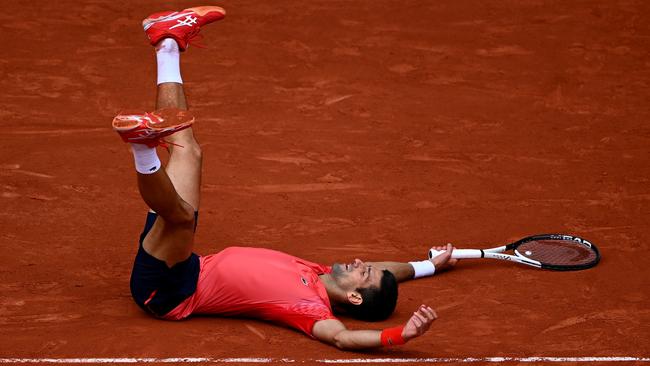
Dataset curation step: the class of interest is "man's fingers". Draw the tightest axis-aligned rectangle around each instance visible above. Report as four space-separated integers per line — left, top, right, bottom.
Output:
414 306 435 327
432 243 457 252
421 306 436 321
405 306 437 339
420 306 438 321
414 311 427 324
433 243 456 251
415 307 429 319
411 314 423 327
404 306 436 336
415 310 427 322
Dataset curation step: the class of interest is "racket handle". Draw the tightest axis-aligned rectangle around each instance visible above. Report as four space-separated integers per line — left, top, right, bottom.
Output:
428 248 483 259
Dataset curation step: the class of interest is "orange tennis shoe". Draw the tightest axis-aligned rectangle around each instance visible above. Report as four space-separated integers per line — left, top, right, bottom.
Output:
142 6 226 51
112 108 195 148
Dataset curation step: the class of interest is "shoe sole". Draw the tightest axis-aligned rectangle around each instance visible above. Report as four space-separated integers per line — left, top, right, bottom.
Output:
112 112 150 131
112 108 195 132
149 108 195 130
184 6 226 17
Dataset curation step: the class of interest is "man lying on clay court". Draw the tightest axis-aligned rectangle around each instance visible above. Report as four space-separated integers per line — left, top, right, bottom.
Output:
112 6 458 350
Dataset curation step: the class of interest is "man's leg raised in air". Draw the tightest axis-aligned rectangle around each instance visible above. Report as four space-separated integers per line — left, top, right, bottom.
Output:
155 37 201 212
114 6 225 267
139 37 202 267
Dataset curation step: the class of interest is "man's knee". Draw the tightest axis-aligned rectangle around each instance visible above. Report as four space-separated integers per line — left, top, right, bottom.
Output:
166 202 196 227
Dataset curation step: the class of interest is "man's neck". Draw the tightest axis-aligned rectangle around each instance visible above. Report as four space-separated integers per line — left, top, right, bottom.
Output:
318 273 347 306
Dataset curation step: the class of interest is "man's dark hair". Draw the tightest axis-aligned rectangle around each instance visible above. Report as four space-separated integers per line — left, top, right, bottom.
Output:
341 269 398 321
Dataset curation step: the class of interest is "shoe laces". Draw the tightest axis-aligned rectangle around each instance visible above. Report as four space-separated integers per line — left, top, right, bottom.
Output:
159 139 185 149
186 28 207 49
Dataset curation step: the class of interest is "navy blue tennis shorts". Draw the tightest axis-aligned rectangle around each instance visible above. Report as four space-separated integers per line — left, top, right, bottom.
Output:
130 211 200 317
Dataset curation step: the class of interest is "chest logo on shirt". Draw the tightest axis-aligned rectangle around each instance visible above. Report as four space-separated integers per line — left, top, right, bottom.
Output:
300 277 309 286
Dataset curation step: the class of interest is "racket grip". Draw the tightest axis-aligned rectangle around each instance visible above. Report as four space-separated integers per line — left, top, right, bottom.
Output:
428 248 483 259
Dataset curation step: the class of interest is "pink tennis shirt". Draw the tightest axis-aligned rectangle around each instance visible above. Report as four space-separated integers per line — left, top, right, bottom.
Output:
164 246 337 336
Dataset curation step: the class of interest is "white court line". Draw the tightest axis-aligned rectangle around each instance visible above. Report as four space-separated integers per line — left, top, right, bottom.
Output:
319 358 650 363
0 357 649 363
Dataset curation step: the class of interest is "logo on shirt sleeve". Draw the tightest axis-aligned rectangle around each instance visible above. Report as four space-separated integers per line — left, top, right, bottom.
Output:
300 277 309 286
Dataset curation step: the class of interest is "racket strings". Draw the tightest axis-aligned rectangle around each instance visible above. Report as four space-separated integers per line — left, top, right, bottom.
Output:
517 240 598 266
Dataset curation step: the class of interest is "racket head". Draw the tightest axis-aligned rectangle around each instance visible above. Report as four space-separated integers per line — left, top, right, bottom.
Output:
508 234 600 271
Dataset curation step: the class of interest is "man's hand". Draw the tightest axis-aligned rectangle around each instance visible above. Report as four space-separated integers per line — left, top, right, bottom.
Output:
402 305 437 341
429 243 458 273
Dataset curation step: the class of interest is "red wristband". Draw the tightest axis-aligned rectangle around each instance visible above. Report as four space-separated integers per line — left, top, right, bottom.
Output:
380 326 405 346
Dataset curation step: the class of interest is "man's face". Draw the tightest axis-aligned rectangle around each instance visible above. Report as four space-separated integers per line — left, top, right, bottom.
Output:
331 259 382 292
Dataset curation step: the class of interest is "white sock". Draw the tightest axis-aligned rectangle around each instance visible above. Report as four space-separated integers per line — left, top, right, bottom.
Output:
156 38 182 85
130 143 161 174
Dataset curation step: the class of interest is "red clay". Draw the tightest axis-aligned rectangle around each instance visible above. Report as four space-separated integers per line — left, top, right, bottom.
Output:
0 0 648 361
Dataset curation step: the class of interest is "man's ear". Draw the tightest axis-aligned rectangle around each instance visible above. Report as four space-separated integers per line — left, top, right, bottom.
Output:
346 291 363 305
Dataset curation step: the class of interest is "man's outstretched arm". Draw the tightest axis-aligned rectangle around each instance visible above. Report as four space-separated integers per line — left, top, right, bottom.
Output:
312 305 436 350
369 244 458 283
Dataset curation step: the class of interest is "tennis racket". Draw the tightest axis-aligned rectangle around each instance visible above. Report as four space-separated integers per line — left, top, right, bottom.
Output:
428 234 600 271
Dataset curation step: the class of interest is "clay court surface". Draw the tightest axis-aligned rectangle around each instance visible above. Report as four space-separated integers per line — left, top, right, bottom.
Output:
1 0 649 364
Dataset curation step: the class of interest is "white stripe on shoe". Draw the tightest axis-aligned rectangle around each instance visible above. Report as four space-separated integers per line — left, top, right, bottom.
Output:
143 11 197 31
